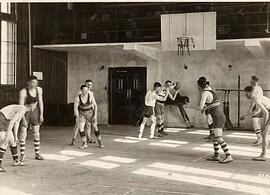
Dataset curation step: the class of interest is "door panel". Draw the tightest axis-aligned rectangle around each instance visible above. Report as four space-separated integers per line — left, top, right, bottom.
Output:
109 67 146 125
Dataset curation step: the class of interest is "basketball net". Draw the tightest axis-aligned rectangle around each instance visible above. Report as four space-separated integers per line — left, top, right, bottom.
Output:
177 37 195 56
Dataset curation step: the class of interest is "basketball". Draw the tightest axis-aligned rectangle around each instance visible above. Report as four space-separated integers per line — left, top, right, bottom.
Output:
174 81 181 90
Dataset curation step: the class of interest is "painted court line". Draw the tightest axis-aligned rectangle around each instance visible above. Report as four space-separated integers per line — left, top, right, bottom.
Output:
149 142 180 148
193 147 270 158
187 131 209 135
231 132 256 136
0 186 33 195
200 143 262 153
42 154 74 161
226 135 256 139
165 128 188 132
133 168 270 195
148 162 270 186
114 139 139 143
100 156 137 163
80 160 120 169
60 150 92 157
160 140 188 145
125 136 149 141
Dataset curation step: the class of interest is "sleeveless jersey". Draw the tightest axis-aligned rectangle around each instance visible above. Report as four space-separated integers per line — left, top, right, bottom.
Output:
79 93 93 112
25 88 38 105
204 90 220 112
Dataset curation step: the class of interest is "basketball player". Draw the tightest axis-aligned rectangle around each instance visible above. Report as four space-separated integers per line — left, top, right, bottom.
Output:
19 76 44 162
240 76 263 145
74 85 103 149
197 77 233 163
0 104 31 172
138 82 169 139
242 86 270 161
70 79 95 145
155 80 179 137
199 77 214 141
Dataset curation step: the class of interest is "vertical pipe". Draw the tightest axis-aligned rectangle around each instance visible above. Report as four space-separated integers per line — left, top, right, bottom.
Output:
238 75 240 127
28 3 32 76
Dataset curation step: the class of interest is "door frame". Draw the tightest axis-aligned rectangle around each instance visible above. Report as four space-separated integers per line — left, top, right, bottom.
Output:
108 67 147 125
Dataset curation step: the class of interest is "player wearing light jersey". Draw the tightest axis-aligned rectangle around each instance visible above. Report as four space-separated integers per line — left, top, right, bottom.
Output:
138 82 169 139
243 86 270 161
0 104 31 172
241 76 264 145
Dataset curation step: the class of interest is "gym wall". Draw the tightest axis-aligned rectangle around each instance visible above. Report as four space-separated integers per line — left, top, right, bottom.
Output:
68 40 270 129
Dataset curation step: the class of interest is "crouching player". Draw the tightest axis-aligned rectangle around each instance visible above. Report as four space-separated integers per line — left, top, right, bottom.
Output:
0 104 30 172
242 86 270 161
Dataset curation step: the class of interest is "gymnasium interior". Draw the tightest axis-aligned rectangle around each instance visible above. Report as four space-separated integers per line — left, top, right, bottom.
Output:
1 1 270 195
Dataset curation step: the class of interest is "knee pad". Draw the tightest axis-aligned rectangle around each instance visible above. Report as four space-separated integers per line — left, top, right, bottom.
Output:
94 130 100 137
79 131 86 137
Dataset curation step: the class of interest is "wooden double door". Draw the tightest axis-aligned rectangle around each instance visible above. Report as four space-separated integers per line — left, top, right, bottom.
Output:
109 67 146 125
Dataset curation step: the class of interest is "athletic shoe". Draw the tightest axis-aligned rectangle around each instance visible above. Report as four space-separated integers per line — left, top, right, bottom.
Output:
149 135 159 139
88 139 96 144
219 155 233 163
13 159 21 166
206 155 220 161
157 130 164 137
252 156 266 161
35 154 44 160
0 165 6 172
138 133 143 139
98 140 104 148
70 139 75 146
79 143 87 149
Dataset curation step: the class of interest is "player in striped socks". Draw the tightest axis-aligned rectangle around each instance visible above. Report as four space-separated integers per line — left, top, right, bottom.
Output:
19 76 44 162
197 77 233 163
0 104 30 172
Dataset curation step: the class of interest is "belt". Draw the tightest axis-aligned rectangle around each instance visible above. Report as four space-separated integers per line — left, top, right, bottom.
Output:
205 101 220 111
156 100 165 104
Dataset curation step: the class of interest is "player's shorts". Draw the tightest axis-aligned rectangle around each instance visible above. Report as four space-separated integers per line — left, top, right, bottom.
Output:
78 110 97 124
20 108 41 128
207 107 225 129
252 105 263 118
144 106 155 118
0 112 10 132
155 102 165 116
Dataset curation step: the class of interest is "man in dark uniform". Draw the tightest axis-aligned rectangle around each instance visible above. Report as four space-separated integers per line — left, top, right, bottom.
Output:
19 76 44 162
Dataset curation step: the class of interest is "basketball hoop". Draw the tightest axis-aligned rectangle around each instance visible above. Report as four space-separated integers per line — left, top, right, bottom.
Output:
177 37 195 56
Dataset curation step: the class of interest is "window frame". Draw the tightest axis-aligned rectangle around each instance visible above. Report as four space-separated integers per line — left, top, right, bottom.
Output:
0 3 17 89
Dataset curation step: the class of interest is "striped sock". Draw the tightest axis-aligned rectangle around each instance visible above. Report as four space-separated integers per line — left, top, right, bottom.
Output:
79 131 87 143
160 123 164 131
34 139 40 155
10 146 18 161
213 140 219 157
20 141 26 156
255 129 262 135
220 140 230 156
0 147 6 164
